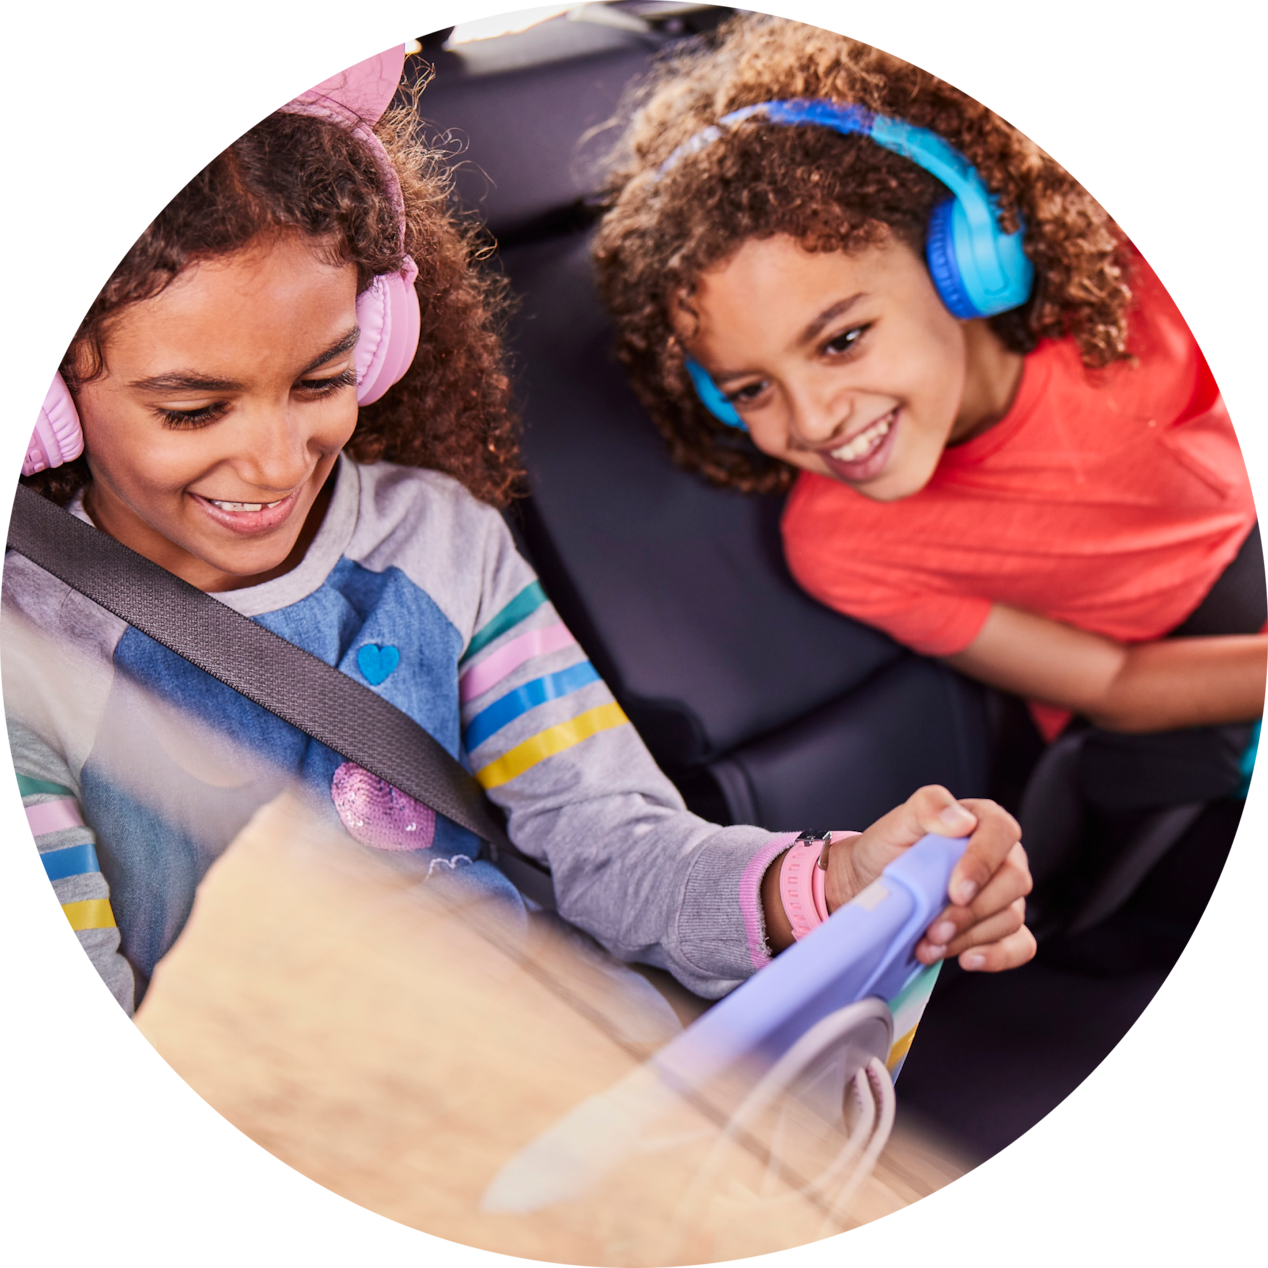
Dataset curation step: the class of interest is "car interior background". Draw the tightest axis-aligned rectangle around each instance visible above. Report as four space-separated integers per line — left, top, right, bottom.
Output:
406 3 1246 1163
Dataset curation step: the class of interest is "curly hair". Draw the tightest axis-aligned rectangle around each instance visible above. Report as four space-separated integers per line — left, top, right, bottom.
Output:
593 13 1134 494
26 74 522 508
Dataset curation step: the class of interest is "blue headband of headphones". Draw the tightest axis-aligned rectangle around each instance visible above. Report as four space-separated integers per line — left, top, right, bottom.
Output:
665 99 1034 430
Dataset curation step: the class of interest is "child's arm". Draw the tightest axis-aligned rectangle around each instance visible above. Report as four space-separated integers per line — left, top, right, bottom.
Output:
944 603 1267 733
9 722 136 1014
3 592 137 1014
760 786 1034 971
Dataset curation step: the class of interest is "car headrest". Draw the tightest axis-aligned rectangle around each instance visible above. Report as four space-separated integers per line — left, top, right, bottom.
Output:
407 17 658 240
501 233 906 768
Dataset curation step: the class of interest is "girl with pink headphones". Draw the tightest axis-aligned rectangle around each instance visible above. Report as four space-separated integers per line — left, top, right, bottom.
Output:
6 45 1031 1017
594 14 1264 926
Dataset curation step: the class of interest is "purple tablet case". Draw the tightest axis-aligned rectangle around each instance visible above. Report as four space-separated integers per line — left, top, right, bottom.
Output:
651 832 969 1094
481 833 968 1214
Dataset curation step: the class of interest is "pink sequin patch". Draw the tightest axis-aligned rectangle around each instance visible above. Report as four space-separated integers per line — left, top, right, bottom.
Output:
331 761 436 851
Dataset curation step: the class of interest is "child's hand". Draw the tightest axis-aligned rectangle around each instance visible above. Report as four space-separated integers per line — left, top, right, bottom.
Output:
825 785 1035 972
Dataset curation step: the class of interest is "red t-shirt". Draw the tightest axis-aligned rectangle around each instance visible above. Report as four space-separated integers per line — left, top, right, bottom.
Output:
782 257 1257 737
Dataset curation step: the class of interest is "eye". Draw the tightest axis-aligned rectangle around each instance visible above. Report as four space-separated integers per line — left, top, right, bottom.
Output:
297 368 358 397
823 324 869 356
723 379 770 406
158 403 227 430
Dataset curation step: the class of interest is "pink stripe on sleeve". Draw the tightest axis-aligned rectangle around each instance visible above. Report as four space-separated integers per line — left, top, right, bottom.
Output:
26 798 84 836
739 833 800 970
459 621 577 703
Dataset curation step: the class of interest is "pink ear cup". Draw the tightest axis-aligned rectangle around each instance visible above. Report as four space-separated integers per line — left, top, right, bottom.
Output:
286 45 421 405
24 376 84 476
354 256 422 406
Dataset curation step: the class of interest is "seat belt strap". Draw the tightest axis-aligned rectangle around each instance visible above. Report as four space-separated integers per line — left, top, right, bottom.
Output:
7 484 556 909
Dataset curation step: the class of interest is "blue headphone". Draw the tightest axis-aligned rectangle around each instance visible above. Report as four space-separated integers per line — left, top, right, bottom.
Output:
664 99 1034 430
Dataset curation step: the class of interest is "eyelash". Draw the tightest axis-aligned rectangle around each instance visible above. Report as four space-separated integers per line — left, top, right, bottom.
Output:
725 381 767 406
157 368 358 430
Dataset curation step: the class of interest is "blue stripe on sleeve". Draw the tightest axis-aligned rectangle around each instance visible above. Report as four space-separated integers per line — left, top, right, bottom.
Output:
464 661 602 751
41 842 102 882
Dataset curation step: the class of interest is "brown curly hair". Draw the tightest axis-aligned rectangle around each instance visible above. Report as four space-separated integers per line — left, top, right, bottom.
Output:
593 13 1134 494
25 73 522 508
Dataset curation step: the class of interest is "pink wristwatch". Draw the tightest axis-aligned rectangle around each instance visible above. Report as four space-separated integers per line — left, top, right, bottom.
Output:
778 830 833 941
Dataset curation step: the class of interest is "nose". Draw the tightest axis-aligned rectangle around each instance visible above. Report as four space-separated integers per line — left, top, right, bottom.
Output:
233 400 317 493
785 380 854 449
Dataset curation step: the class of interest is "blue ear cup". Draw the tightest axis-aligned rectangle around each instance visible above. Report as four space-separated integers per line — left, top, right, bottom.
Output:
684 355 746 430
931 192 1033 317
665 100 1035 418
924 198 978 319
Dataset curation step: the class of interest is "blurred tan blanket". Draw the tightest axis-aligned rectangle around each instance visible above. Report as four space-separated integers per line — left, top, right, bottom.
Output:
137 794 971 1265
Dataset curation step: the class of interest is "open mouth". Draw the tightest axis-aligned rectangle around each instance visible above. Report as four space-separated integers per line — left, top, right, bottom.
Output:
206 498 286 513
818 408 899 483
828 409 895 463
191 488 302 534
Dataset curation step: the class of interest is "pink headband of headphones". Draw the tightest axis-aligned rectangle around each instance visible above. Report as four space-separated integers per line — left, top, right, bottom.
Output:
281 45 423 406
24 44 422 477
282 45 409 241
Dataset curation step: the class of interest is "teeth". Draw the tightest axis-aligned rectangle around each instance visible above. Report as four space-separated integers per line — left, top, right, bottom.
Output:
209 499 284 513
830 411 894 463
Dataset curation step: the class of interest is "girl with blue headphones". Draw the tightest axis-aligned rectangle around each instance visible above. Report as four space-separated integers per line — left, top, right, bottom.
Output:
594 14 1264 926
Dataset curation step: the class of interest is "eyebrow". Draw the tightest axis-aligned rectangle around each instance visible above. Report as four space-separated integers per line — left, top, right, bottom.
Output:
127 326 362 393
710 293 867 383
794 293 866 349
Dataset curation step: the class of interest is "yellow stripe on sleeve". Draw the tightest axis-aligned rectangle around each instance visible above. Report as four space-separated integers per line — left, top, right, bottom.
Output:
475 702 629 790
61 898 117 932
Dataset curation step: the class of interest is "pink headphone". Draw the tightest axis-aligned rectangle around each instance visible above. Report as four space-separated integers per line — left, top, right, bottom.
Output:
23 45 423 478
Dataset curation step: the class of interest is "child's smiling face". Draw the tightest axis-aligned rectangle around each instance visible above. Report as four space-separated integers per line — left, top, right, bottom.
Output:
683 231 1023 501
75 233 361 591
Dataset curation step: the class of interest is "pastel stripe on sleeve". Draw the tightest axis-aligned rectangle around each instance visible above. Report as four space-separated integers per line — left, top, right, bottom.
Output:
26 798 85 836
738 833 799 970
459 621 577 703
464 661 602 751
475 702 629 790
61 898 117 932
462 581 548 664
16 773 75 798
41 842 102 882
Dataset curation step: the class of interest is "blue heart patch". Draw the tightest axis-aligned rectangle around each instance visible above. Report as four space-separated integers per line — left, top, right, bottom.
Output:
356 643 400 686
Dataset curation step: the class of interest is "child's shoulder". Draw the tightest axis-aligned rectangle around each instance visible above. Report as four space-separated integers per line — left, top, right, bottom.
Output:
983 250 1208 443
351 460 508 540
2 541 128 662
344 460 525 605
1123 251 1192 351
2 543 123 764
1087 250 1215 425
